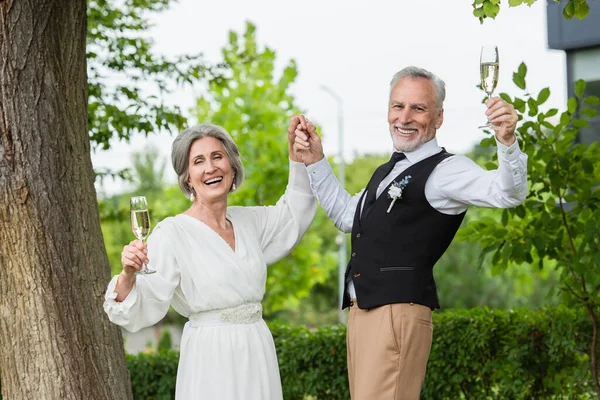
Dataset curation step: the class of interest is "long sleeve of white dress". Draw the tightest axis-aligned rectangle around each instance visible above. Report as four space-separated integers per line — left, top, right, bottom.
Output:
240 159 317 265
103 159 316 332
103 226 181 333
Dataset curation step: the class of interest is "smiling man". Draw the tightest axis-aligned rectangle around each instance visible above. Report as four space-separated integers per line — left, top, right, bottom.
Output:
290 66 528 400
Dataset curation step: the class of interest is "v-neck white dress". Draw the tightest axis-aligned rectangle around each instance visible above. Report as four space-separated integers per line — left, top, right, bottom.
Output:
104 161 316 400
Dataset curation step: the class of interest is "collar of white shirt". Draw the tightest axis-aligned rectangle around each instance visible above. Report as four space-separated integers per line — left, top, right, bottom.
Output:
398 138 444 165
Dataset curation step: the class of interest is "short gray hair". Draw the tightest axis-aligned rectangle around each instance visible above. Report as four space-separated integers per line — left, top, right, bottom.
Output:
171 124 245 198
389 66 446 110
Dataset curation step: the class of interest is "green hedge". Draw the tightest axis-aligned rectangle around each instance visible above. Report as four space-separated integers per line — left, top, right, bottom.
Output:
0 307 597 399
122 306 598 399
127 351 179 399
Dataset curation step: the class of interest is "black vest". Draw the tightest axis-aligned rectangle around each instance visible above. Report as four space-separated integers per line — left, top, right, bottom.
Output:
343 150 466 310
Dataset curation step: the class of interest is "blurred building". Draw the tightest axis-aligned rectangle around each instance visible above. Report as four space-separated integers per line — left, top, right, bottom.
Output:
547 0 600 144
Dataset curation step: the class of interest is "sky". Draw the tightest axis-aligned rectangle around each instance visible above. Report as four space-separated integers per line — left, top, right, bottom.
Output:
92 0 567 196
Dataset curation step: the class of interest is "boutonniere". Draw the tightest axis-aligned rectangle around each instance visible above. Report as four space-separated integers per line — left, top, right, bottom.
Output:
387 175 411 213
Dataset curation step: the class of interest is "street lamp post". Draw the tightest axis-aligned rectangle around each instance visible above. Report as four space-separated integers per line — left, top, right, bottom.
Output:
320 85 347 324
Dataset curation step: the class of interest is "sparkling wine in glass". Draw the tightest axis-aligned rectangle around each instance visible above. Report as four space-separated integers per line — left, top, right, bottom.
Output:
478 45 500 131
130 196 156 274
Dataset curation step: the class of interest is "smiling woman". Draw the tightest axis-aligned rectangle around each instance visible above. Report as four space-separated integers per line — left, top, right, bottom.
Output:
187 137 236 202
171 124 245 202
103 119 317 399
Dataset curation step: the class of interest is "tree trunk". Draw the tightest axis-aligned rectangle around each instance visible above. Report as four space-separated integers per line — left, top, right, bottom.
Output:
0 1 133 399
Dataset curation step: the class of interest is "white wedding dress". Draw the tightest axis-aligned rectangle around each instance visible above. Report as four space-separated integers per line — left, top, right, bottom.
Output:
104 161 316 400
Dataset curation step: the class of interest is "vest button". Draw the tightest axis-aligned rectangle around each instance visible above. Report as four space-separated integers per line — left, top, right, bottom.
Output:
351 252 356 257
356 233 361 238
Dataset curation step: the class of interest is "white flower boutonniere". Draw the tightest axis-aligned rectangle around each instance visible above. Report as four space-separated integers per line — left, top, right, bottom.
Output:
387 175 411 213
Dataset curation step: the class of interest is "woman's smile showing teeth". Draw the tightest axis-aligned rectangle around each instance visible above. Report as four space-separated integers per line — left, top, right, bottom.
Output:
204 177 223 185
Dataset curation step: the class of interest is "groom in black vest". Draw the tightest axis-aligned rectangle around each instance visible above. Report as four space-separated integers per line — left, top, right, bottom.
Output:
290 66 528 399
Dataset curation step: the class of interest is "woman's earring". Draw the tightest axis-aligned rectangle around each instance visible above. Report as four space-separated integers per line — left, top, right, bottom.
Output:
188 184 195 201
232 174 236 191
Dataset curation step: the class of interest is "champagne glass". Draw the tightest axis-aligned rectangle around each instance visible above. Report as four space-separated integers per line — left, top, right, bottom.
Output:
478 45 500 130
130 196 156 274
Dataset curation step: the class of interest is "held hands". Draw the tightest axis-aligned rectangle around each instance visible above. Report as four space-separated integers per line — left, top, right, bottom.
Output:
287 114 325 165
485 97 518 146
120 240 149 277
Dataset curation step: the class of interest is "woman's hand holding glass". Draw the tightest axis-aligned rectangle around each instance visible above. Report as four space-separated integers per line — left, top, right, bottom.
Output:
120 240 150 276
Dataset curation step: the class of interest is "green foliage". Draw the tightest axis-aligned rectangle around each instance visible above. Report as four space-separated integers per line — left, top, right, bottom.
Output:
457 62 600 392
131 145 167 194
437 216 560 309
272 323 349 399
127 351 179 400
562 0 592 19
118 307 597 399
157 329 173 353
193 22 336 314
87 0 221 159
472 0 590 23
424 307 596 399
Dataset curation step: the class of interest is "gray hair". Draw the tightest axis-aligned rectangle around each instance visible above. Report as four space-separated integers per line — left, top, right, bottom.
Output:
171 124 245 198
389 66 446 110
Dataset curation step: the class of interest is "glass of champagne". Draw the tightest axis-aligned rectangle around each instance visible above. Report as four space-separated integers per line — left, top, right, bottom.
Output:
478 45 500 130
130 196 156 274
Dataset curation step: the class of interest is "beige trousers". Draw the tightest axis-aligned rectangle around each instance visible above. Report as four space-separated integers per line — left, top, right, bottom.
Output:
346 301 433 400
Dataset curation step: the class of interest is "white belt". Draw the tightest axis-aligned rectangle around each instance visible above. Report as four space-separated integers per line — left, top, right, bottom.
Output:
188 303 262 327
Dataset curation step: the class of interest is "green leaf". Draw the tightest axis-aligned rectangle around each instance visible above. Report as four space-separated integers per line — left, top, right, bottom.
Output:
582 159 594 173
508 0 523 5
527 98 539 116
574 79 586 97
532 237 545 253
537 88 550 105
517 62 527 78
515 205 526 218
545 108 558 117
563 0 575 18
581 108 598 118
513 98 526 113
575 1 590 19
572 119 590 128
480 136 497 147
560 111 572 125
541 121 555 130
483 1 501 18
499 93 512 104
567 97 578 114
513 74 526 90
584 96 600 105
502 209 508 227
473 7 485 17
537 113 545 124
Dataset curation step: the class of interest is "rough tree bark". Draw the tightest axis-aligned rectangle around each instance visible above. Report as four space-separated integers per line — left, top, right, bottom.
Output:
0 1 133 399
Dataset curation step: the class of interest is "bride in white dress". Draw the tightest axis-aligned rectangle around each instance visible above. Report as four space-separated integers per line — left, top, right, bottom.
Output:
104 119 316 399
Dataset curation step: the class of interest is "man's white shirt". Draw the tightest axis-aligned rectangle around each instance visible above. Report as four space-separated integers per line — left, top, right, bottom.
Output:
305 137 528 300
